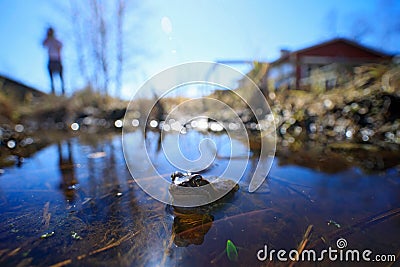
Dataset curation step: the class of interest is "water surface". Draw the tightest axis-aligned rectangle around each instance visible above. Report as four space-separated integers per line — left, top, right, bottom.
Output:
0 130 399 266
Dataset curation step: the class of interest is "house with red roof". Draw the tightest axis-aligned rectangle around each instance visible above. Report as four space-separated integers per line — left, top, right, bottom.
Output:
267 38 393 91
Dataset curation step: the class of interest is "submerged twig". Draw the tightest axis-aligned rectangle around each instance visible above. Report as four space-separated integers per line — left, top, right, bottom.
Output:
7 247 21 257
289 224 313 267
160 231 175 266
269 175 312 189
49 230 140 267
286 185 314 203
50 259 71 267
42 202 51 229
88 232 131 255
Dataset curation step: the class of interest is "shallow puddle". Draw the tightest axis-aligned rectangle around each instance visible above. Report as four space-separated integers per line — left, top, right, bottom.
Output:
0 129 399 266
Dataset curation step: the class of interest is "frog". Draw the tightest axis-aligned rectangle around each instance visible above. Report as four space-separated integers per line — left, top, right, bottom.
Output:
167 171 239 246
168 171 239 211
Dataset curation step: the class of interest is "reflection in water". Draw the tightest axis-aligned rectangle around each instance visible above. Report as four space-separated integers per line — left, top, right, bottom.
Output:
57 140 78 202
145 126 162 153
173 212 214 247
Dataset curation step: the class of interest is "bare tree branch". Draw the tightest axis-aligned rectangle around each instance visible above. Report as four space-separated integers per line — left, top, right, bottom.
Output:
64 0 142 96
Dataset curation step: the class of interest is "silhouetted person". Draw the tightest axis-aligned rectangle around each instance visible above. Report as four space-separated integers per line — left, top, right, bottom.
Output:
43 27 65 95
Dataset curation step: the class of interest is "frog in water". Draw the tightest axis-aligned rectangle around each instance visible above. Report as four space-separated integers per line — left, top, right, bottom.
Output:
171 171 210 187
168 171 238 247
169 171 239 207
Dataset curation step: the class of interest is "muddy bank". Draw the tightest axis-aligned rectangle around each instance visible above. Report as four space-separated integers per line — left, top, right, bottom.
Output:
0 88 127 131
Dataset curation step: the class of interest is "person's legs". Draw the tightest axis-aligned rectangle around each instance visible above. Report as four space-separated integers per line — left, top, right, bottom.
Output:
48 62 55 94
59 70 65 95
49 70 55 94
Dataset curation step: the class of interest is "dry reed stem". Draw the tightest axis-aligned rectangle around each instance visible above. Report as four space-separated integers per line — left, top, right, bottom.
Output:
49 230 140 267
288 224 313 267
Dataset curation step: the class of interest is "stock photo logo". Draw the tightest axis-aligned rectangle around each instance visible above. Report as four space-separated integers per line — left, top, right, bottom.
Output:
122 62 276 207
257 237 397 263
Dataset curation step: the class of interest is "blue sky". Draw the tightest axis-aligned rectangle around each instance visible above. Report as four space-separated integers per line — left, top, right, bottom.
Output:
0 0 399 98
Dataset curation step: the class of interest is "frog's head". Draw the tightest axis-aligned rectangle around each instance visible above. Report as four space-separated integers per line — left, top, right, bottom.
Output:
171 171 210 188
189 174 209 187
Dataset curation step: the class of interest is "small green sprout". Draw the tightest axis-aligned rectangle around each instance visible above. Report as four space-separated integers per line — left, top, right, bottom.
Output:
40 231 55 239
71 231 82 240
226 239 238 262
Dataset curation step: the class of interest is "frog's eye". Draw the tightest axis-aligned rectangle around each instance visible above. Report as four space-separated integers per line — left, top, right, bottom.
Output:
191 174 202 180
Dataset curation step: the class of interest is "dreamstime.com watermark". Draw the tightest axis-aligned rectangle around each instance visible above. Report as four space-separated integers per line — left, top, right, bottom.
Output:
257 238 396 263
